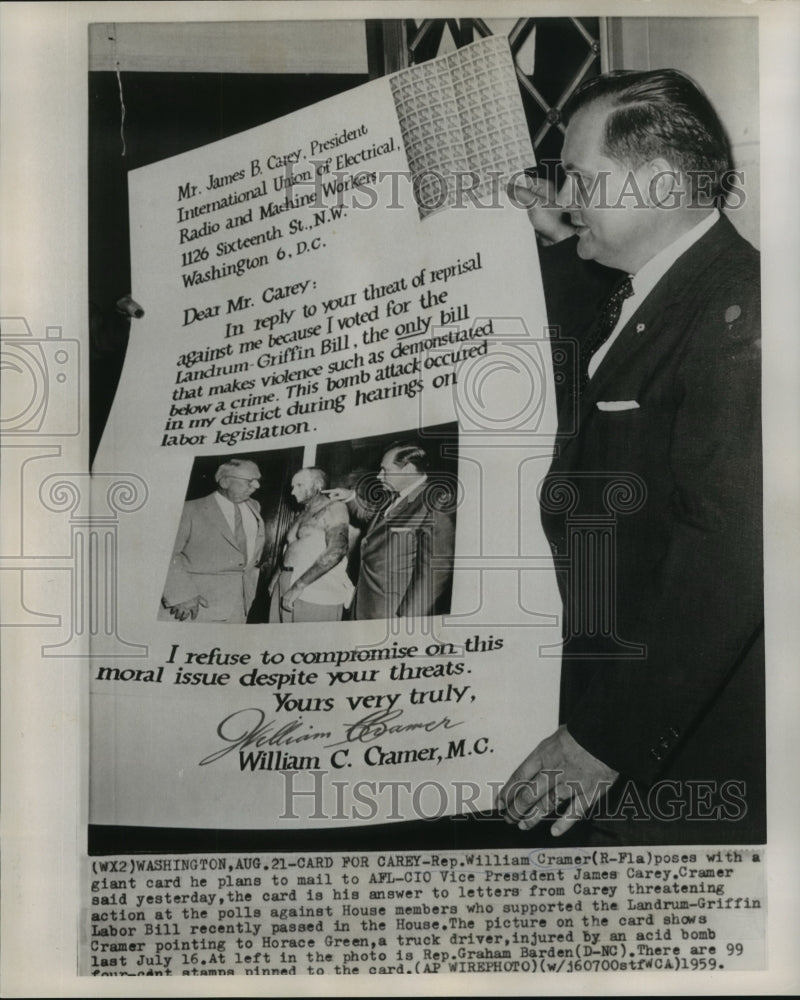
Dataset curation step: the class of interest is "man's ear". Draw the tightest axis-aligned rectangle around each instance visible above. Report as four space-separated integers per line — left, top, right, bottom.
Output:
646 157 684 209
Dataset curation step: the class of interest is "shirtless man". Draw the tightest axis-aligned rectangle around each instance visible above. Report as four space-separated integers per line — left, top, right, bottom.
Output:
268 467 353 623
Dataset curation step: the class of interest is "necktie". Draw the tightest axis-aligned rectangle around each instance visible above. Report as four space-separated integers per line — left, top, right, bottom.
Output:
580 276 634 389
233 502 248 559
383 493 401 519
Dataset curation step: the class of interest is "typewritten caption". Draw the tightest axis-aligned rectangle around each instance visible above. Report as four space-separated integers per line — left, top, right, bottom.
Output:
84 847 765 976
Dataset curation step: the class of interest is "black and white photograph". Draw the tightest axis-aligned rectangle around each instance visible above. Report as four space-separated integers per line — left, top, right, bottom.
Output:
158 424 458 625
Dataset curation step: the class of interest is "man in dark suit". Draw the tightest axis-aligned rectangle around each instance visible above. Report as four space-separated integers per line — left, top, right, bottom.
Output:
350 443 456 620
160 458 265 624
498 70 763 844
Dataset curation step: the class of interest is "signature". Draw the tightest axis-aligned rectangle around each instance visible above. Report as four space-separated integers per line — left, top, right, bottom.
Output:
325 706 463 749
199 709 331 766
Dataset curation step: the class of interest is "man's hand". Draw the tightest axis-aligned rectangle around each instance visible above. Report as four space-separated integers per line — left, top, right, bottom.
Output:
511 175 575 245
281 583 303 612
496 725 619 836
168 595 208 621
322 488 355 503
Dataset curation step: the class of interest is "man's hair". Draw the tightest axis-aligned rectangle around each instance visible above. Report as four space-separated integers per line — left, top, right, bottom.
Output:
566 69 733 200
215 458 259 483
296 466 328 491
387 442 428 473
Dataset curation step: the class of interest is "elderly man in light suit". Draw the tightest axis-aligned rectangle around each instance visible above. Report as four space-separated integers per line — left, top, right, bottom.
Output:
160 458 265 623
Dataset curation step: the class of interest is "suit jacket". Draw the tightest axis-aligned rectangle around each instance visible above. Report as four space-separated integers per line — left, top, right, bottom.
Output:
354 479 456 620
539 216 764 842
161 493 265 624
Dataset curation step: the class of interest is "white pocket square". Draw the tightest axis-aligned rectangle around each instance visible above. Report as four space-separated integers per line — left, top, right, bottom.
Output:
596 400 640 411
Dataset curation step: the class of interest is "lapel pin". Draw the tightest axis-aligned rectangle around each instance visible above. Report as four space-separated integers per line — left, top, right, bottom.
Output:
636 322 646 333
725 304 741 324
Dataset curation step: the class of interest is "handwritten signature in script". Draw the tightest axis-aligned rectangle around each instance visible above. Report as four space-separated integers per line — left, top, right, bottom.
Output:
325 706 462 749
198 709 331 766
199 706 464 764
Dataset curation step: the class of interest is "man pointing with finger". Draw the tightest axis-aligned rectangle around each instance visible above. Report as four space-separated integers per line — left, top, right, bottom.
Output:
498 70 763 846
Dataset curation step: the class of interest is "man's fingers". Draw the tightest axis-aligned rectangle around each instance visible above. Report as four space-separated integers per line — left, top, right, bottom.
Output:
551 790 587 837
551 812 581 837
518 777 572 831
498 731 618 835
170 597 204 620
498 779 531 823
495 757 542 813
499 768 558 823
